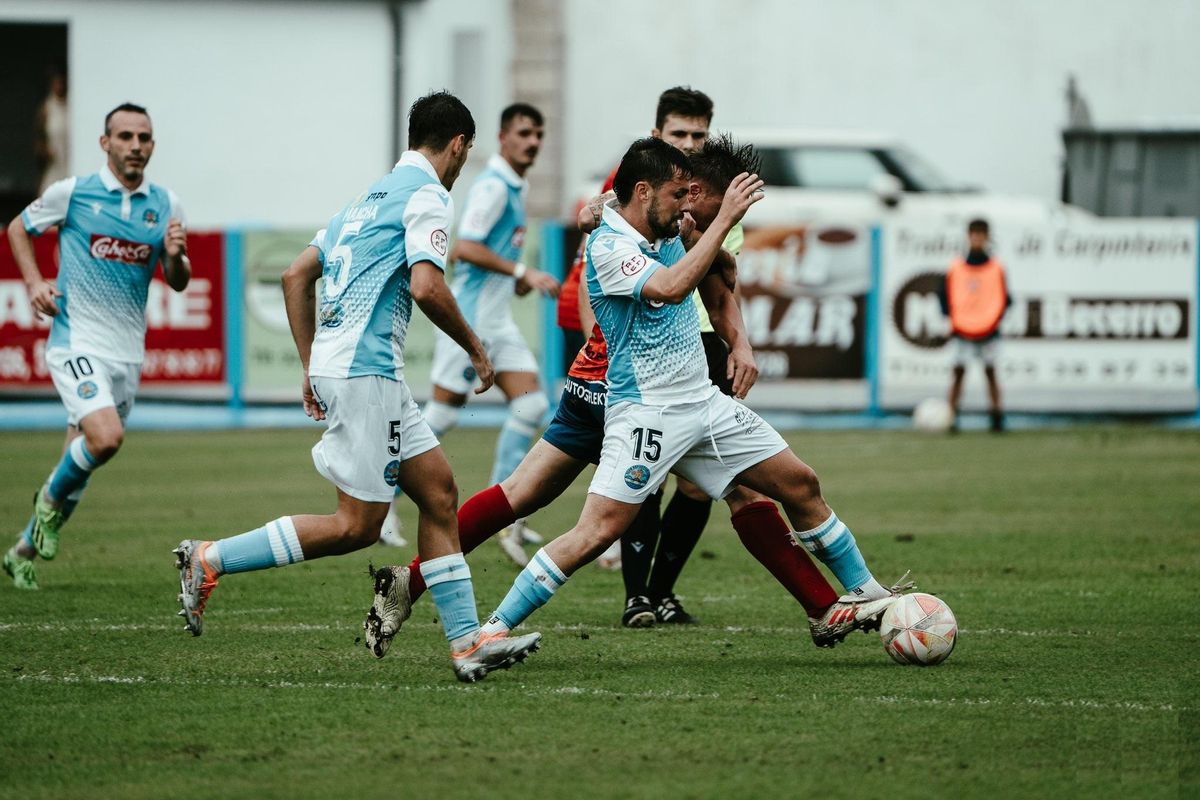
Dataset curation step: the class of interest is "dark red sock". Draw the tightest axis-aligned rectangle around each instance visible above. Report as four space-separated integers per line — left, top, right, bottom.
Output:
406 484 517 600
731 501 838 618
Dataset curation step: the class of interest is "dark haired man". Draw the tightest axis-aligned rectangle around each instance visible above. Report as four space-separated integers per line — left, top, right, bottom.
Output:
474 137 909 655
383 103 560 564
5 103 189 591
173 91 541 683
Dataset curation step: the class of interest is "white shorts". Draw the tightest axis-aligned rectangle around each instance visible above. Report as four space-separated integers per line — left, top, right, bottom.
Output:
308 375 440 503
430 319 538 395
46 347 140 427
951 335 1000 367
589 388 789 504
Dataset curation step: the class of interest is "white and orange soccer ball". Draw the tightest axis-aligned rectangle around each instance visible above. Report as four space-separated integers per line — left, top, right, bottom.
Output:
879 593 958 666
912 398 955 433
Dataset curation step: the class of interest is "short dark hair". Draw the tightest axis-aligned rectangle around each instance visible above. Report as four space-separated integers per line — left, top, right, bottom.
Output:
655 86 714 130
612 137 693 205
104 103 150 135
968 218 990 235
408 91 475 151
688 133 761 193
501 102 544 129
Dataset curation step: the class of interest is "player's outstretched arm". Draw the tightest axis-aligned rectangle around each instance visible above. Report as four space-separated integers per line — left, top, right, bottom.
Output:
7 216 60 318
699 273 758 399
411 261 495 394
451 239 560 298
161 218 191 291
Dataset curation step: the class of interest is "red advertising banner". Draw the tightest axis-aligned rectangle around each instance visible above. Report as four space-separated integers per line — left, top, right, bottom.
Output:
0 230 226 391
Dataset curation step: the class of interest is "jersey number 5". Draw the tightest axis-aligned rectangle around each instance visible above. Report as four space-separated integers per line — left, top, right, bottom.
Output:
324 221 364 299
630 427 663 463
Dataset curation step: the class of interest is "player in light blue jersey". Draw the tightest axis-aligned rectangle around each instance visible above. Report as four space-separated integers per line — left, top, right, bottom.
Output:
477 138 911 653
403 103 560 566
4 103 190 590
172 92 540 683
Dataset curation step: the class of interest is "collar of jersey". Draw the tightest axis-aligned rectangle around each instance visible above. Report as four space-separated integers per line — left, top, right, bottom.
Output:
486 154 527 189
99 164 149 196
395 151 441 183
600 203 674 254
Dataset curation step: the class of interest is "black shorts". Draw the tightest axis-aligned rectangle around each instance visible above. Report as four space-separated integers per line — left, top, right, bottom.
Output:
541 376 607 465
702 332 733 396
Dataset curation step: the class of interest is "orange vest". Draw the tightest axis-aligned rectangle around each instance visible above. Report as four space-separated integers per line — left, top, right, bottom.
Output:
947 257 1007 339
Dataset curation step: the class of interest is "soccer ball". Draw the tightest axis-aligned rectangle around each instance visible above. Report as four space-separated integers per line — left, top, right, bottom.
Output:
879 593 958 666
912 398 954 433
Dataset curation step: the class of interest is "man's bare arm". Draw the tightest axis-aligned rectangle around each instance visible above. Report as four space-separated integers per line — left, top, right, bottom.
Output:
451 239 559 297
7 216 60 317
699 273 758 399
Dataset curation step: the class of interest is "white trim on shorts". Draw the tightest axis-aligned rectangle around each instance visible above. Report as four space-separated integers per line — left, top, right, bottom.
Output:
950 335 1000 367
309 374 440 503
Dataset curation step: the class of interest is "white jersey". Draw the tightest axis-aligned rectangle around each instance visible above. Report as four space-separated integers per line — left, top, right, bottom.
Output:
20 166 184 364
584 204 709 406
449 154 528 332
308 151 453 380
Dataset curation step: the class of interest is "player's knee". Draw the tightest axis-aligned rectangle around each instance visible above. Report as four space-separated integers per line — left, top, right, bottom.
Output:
414 475 459 524
87 429 124 462
509 391 549 426
952 365 966 379
337 513 384 548
786 463 824 510
423 400 460 437
724 485 768 515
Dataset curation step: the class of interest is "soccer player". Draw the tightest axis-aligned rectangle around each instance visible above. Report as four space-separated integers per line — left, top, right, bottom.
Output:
362 136 901 658
388 103 559 567
473 137 910 652
4 103 189 591
172 91 540 683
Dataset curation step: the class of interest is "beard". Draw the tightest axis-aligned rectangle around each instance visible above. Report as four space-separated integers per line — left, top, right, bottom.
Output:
646 196 681 240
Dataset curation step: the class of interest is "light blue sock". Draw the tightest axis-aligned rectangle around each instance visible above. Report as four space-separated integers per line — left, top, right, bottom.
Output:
791 511 873 594
489 416 539 486
46 438 96 503
209 517 304 575
484 547 567 632
420 553 479 642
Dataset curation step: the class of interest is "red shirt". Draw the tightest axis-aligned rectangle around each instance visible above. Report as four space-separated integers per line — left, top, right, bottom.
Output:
567 324 609 383
556 166 620 333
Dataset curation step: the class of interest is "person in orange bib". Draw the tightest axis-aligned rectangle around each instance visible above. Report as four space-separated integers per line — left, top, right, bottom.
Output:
941 218 1009 432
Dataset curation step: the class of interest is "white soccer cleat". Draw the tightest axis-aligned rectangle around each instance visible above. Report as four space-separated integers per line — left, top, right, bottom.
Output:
512 518 544 545
363 564 413 658
451 629 542 683
378 511 408 548
808 571 916 648
496 526 530 567
596 539 622 571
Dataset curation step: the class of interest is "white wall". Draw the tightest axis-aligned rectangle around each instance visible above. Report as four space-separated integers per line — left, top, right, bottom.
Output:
563 0 1200 203
1 0 393 229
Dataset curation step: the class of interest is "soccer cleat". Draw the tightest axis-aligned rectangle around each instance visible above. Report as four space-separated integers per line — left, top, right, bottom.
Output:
621 595 656 628
451 629 542 683
31 487 64 561
3 549 38 590
378 511 408 548
363 564 413 658
174 539 220 636
654 594 697 625
596 539 622 572
808 571 917 648
496 526 530 567
513 519 544 545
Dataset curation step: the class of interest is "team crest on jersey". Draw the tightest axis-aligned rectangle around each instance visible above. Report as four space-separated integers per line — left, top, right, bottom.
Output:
620 255 647 276
318 302 345 328
624 464 651 490
431 229 448 256
142 209 159 229
383 460 402 487
510 226 526 250
77 381 98 400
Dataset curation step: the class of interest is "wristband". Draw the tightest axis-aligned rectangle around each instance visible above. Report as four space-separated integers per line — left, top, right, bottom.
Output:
512 262 527 280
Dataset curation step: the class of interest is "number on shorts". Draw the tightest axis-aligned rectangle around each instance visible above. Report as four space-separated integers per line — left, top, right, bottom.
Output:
630 427 663 463
64 356 94 381
387 419 402 456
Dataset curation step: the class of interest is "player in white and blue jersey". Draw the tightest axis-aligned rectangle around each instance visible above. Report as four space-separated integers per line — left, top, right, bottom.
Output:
475 138 911 651
405 103 559 565
171 92 540 683
4 103 190 591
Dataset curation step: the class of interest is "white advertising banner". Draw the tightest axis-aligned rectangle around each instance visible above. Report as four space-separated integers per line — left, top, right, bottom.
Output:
879 218 1198 412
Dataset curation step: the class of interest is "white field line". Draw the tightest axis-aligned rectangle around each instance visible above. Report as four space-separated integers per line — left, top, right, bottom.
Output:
7 671 1185 713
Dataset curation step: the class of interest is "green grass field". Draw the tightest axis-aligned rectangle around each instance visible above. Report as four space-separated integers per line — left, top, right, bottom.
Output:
1 425 1196 799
